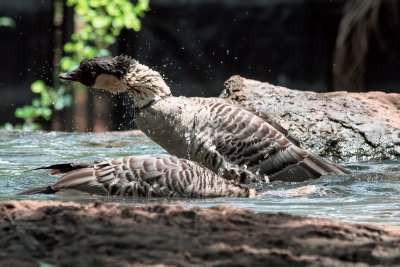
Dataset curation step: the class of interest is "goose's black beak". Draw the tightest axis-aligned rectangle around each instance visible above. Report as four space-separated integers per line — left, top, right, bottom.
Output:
59 68 80 81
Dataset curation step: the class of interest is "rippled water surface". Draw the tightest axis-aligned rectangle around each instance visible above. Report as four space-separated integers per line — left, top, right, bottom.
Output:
0 131 399 225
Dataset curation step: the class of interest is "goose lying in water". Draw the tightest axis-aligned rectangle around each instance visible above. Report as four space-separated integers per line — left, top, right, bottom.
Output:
19 155 255 198
60 55 350 183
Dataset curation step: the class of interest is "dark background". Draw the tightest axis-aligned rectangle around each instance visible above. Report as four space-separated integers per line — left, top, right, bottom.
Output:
0 0 399 130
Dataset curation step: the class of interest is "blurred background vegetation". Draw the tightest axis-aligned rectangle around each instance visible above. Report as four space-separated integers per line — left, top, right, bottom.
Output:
2 0 148 131
0 0 399 131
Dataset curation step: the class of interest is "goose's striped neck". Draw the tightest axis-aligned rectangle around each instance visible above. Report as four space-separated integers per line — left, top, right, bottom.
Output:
123 62 172 109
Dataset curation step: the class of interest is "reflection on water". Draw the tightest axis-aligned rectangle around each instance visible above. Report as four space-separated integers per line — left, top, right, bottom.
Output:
0 131 399 225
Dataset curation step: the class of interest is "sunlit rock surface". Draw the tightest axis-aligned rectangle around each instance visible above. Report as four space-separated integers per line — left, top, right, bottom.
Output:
0 201 399 266
220 76 400 160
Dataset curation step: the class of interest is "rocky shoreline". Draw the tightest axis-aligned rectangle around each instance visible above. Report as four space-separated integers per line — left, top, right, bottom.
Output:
1 200 399 266
220 76 400 160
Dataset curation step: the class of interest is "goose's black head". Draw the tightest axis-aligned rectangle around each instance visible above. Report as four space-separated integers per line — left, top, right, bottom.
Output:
60 55 172 108
59 55 134 93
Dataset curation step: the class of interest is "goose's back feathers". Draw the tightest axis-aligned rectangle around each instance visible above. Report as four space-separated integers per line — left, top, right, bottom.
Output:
139 97 349 183
20 155 254 198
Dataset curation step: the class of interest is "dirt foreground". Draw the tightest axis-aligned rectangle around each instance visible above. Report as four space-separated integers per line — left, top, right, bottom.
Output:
1 201 400 267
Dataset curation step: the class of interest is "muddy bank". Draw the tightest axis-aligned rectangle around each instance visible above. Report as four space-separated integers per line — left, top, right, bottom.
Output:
1 201 400 267
220 76 400 160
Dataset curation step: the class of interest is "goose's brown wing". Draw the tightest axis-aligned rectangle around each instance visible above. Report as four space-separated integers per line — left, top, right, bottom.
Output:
191 98 349 182
20 155 253 198
221 99 301 146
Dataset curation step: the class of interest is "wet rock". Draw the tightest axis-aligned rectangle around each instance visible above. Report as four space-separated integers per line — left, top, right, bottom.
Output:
220 75 400 160
0 200 399 267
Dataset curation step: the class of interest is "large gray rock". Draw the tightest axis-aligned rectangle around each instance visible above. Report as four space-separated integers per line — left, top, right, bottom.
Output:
220 75 400 160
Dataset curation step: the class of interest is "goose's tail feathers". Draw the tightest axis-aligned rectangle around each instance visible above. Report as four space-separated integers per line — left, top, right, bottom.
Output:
18 185 58 195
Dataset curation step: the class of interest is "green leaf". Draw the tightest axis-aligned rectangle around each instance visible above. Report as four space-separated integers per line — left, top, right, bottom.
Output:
40 92 51 107
31 80 45 93
1 123 15 131
15 106 35 119
83 45 97 57
106 4 120 16
134 0 150 16
92 17 111 29
0 17 16 27
60 57 75 71
103 35 115 45
74 41 84 52
64 42 75 52
75 2 89 15
66 0 77 7
97 48 110 57
112 17 124 29
89 0 101 8
36 107 52 120
54 95 72 110
32 99 41 107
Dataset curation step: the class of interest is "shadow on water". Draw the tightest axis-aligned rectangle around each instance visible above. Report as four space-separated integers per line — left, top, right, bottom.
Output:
0 131 399 225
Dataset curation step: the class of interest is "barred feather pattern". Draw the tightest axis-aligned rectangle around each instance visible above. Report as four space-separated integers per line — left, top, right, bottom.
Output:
59 57 349 184
20 155 253 198
121 63 171 109
136 97 349 183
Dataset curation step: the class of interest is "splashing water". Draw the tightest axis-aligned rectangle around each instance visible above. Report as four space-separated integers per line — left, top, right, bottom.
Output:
0 131 399 225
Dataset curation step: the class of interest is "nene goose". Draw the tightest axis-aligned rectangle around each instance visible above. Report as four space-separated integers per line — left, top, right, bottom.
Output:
59 55 349 183
19 155 254 198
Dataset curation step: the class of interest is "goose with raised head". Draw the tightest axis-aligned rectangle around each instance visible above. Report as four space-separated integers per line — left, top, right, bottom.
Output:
19 155 255 198
59 55 350 183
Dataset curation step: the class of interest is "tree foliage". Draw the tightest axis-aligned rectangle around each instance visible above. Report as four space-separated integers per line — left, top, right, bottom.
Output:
4 0 149 130
61 0 148 71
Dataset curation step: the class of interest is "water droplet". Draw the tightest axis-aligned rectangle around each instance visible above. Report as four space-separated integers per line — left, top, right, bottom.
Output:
184 132 191 143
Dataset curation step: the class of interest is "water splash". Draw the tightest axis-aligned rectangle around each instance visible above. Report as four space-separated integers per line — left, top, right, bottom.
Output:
0 131 399 225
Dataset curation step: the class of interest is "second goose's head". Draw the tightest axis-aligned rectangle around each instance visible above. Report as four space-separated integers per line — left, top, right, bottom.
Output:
59 55 171 108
